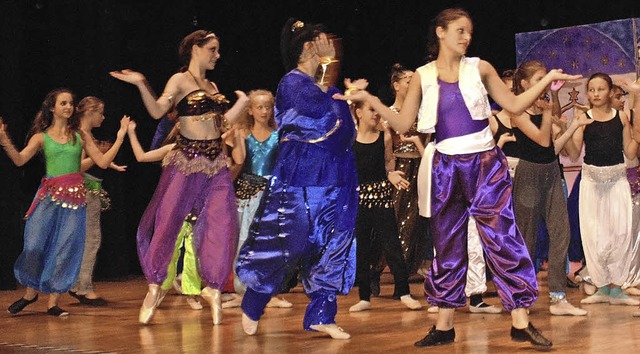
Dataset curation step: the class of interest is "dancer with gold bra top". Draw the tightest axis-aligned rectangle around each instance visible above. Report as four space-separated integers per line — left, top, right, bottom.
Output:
111 29 249 325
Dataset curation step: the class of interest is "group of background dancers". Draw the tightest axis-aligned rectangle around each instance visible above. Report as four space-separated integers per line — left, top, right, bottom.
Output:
3 7 640 350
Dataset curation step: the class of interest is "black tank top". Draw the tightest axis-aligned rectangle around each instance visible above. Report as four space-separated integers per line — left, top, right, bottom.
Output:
583 110 624 166
353 132 387 184
493 115 518 158
513 113 556 164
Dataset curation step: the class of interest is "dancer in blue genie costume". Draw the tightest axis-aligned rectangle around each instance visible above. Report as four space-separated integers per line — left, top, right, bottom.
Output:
236 18 358 339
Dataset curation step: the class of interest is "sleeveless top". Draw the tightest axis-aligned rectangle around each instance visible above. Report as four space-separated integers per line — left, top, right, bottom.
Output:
353 132 387 185
43 132 82 176
493 115 518 157
513 113 555 164
434 80 488 143
243 130 279 176
583 109 624 166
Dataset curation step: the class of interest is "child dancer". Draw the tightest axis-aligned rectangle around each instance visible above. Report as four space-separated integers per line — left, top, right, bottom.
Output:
2 89 128 316
568 73 640 307
223 89 292 309
349 99 422 312
509 61 588 316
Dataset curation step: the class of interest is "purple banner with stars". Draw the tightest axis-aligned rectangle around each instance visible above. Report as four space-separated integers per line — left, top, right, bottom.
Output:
516 18 639 77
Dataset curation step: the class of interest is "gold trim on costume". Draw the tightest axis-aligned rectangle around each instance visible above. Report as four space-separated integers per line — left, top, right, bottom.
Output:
280 119 342 144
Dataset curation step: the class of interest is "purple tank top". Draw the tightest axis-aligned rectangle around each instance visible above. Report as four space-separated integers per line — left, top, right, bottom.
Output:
434 80 488 142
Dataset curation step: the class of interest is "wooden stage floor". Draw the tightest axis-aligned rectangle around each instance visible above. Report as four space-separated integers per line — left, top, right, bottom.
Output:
2 273 640 353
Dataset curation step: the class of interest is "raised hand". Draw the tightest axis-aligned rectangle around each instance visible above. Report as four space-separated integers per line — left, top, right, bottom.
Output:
109 69 146 86
547 69 582 83
312 33 336 59
620 78 640 95
127 120 137 134
550 80 565 92
0 117 11 146
117 115 131 140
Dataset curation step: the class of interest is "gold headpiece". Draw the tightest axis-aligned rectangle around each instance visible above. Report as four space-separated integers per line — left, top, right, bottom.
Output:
291 20 304 32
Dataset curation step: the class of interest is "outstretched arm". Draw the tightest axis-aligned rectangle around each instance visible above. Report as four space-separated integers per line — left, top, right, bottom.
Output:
83 116 130 168
0 118 43 166
482 60 581 116
127 120 175 162
223 91 250 125
110 70 178 119
334 77 421 134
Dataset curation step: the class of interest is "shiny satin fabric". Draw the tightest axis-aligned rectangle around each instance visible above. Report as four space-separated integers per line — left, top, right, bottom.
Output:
243 131 279 176
15 195 86 293
137 153 238 290
236 69 358 304
236 176 357 296
425 147 538 311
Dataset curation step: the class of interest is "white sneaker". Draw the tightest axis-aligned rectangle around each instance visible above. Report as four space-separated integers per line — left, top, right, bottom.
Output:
469 302 502 314
427 306 439 313
400 295 422 310
309 324 351 339
266 297 293 308
242 313 259 335
550 298 587 316
349 300 371 312
186 296 202 310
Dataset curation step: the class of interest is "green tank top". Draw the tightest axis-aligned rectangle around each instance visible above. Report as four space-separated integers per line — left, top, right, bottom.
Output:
43 132 82 177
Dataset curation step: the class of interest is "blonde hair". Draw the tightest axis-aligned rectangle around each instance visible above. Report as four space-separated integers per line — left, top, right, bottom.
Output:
245 89 277 129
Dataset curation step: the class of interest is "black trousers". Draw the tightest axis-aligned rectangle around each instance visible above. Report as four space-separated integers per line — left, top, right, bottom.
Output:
355 206 410 301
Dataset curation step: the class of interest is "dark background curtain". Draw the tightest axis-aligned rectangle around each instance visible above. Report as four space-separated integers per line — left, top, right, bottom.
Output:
1 0 638 289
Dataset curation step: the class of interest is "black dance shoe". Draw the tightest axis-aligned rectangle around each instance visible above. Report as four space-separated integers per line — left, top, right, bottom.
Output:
8 295 38 314
414 325 455 347
47 306 69 317
69 291 107 306
511 323 552 348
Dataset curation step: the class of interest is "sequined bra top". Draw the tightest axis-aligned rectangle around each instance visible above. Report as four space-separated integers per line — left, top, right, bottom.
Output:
176 90 229 120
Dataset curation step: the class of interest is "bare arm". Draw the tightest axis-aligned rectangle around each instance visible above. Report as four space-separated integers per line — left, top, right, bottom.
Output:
334 75 422 134
0 122 43 167
110 70 179 119
223 91 250 126
569 113 587 162
621 110 639 159
481 60 581 116
553 114 592 156
126 121 174 163
383 128 395 173
83 116 130 168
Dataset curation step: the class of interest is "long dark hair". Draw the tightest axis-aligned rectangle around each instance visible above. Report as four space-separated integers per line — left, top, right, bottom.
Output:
426 8 472 61
177 30 218 72
29 88 79 143
280 18 326 71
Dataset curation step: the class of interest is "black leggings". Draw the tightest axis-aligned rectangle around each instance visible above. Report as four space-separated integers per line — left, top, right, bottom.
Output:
355 206 410 301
